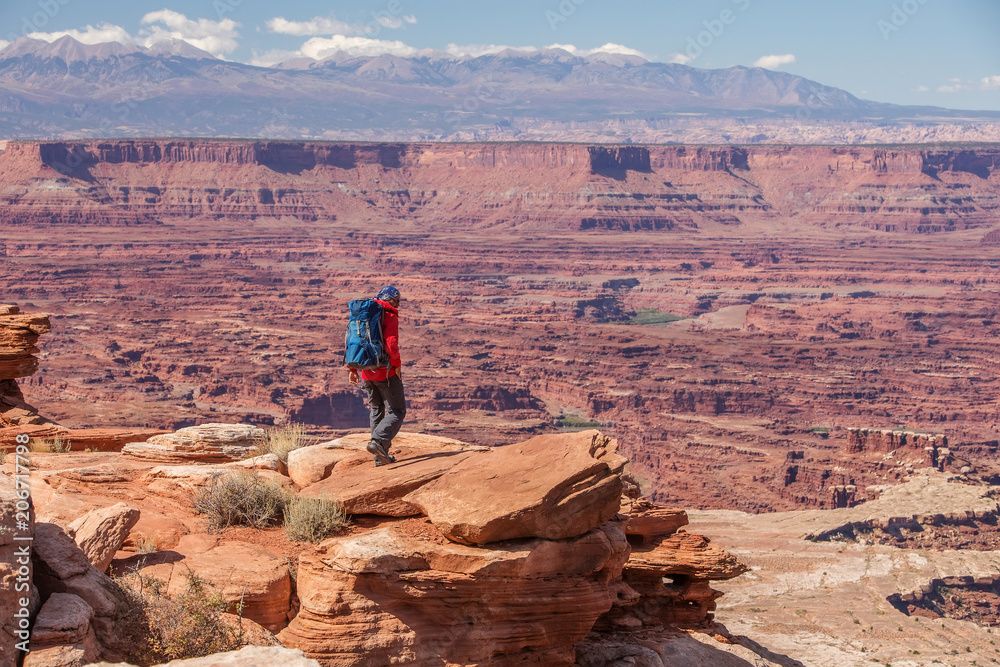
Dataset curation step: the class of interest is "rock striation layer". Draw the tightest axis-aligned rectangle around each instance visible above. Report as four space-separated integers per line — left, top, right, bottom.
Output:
122 423 264 463
2 141 999 232
278 521 632 666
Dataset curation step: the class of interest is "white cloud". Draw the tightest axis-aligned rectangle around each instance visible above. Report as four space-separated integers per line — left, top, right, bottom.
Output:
937 78 970 93
589 42 647 58
444 42 534 58
913 85 930 92
935 76 1000 93
266 13 416 36
0 40 10 51
140 10 240 57
547 42 649 59
753 54 796 69
27 23 133 45
249 48 303 67
375 15 405 29
266 17 354 36
667 53 695 65
18 12 237 58
441 41 649 60
300 35 417 60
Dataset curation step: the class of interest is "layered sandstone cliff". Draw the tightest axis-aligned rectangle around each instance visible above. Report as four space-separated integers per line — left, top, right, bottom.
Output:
1 140 998 233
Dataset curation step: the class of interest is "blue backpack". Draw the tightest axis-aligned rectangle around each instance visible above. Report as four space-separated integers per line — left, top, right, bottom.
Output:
344 299 390 370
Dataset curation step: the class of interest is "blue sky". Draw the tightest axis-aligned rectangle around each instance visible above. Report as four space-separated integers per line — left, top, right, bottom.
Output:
2 0 998 110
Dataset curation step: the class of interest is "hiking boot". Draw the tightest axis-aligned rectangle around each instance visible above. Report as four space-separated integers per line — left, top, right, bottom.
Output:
367 439 394 466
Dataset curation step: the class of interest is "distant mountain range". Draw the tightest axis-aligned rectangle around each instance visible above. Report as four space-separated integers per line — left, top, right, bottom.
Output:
2 35 999 144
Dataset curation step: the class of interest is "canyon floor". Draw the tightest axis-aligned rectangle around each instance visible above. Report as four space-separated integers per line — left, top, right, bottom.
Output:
4 213 1000 513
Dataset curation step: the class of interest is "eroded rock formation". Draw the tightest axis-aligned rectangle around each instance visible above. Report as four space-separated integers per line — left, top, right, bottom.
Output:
278 521 631 666
16 423 747 666
0 304 51 427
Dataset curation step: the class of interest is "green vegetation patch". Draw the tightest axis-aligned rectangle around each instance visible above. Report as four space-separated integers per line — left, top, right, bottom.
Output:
556 414 602 428
627 308 687 326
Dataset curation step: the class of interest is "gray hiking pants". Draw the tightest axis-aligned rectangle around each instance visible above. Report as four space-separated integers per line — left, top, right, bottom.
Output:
363 374 406 447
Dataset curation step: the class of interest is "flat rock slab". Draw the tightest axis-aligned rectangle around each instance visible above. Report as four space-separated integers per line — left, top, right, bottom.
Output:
288 431 479 488
141 454 285 501
405 430 627 544
623 501 689 543
299 443 480 516
626 533 748 580
122 423 264 463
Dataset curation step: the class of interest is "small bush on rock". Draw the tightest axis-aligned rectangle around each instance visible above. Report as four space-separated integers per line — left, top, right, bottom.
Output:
284 494 348 543
253 422 309 464
194 471 288 532
112 569 242 665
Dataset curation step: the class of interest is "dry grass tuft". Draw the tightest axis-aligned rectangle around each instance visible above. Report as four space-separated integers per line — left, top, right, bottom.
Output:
284 494 348 543
252 422 309 464
29 437 71 453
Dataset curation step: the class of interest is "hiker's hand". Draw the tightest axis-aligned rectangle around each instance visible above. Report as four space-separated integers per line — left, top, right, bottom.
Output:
348 369 359 385
395 366 403 381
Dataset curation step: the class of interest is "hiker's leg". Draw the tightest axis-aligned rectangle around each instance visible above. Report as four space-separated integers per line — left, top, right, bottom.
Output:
372 374 406 447
364 380 386 439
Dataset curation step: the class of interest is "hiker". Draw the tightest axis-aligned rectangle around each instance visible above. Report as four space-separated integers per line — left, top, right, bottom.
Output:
348 285 405 466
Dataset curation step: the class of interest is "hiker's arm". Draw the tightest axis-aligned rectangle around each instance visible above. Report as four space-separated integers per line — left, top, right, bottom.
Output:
384 314 402 370
348 368 359 385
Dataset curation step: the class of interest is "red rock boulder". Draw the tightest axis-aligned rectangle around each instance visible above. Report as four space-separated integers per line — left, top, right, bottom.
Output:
405 430 627 544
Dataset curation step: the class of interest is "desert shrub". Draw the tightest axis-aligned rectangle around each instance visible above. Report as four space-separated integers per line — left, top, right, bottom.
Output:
194 471 288 532
29 437 71 453
284 494 348 543
133 535 158 554
111 569 242 665
252 422 309 464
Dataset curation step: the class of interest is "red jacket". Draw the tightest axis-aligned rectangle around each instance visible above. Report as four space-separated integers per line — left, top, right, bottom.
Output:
360 299 401 382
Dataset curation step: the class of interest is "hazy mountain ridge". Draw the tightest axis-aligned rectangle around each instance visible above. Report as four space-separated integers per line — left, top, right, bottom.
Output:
1 35 998 143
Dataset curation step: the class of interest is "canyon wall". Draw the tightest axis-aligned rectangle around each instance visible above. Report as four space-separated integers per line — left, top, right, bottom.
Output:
1 140 998 233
